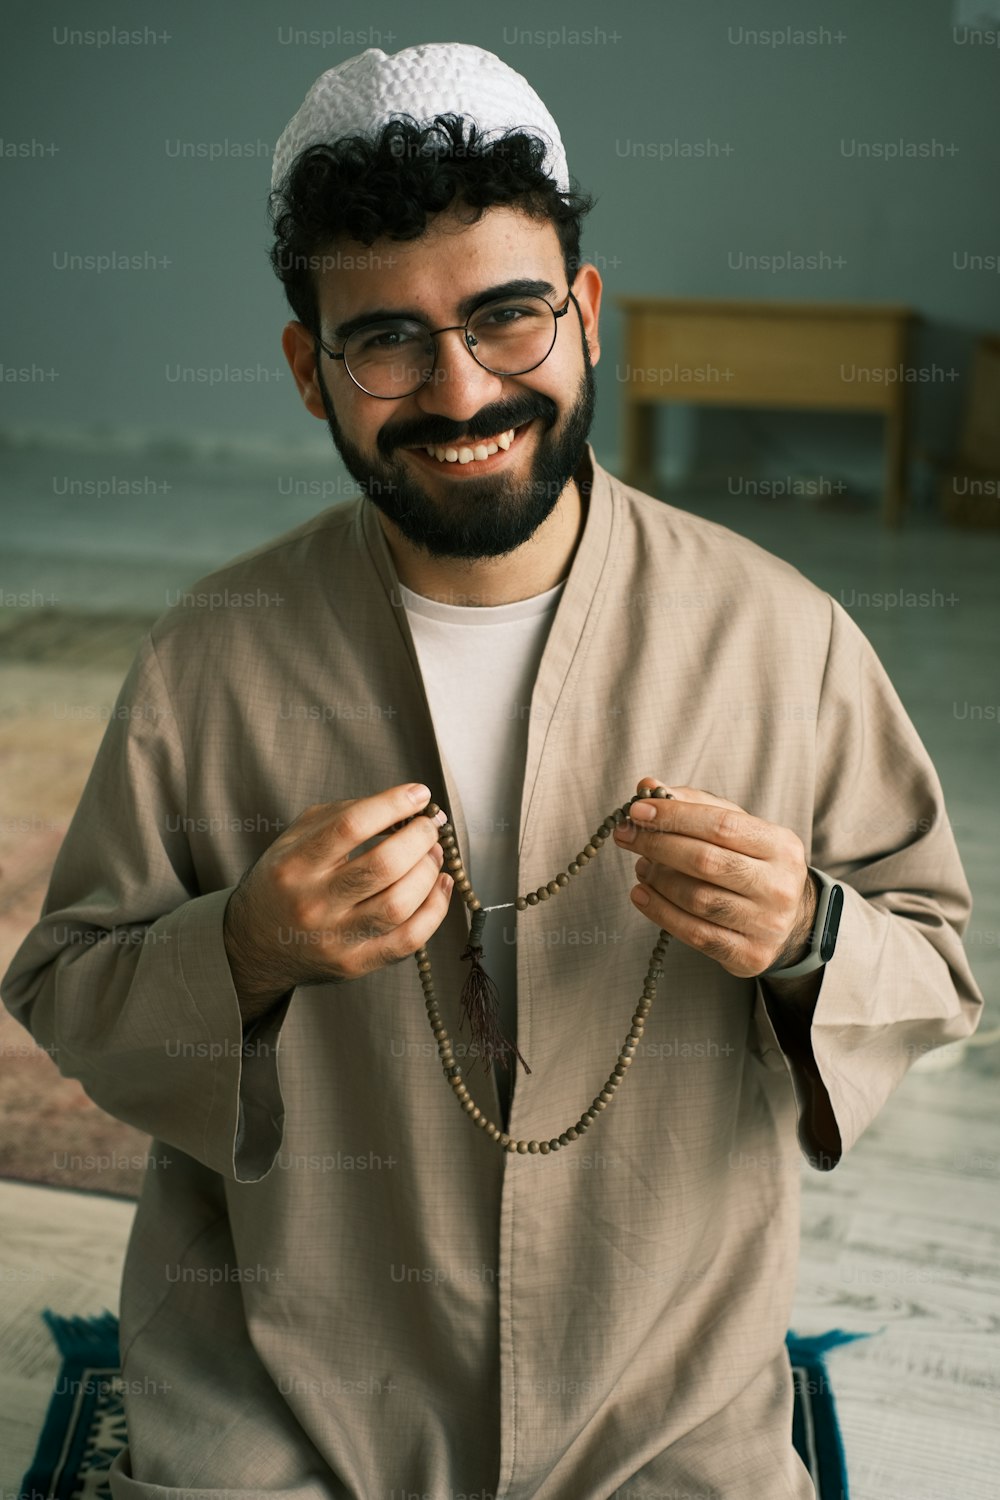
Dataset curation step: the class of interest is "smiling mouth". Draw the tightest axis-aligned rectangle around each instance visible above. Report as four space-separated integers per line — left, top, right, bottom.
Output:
407 419 533 466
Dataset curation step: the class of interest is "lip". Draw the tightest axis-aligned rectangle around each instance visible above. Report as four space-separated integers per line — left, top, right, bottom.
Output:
402 419 535 476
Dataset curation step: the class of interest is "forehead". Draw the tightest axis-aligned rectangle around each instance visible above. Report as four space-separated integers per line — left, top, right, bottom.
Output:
314 205 565 322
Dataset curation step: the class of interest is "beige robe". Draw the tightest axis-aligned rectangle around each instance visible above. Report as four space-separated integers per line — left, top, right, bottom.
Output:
2 446 983 1499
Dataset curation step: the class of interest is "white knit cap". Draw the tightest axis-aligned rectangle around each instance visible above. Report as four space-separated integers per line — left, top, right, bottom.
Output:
271 41 569 194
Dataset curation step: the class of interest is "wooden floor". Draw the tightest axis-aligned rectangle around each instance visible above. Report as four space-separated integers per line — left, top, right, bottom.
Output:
1 1041 998 1497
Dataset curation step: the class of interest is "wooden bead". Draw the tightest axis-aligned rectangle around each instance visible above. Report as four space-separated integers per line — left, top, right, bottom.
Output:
537 886 550 901
526 892 539 906
505 1140 518 1153
600 1089 614 1104
517 1140 528 1153
539 1142 551 1154
528 1141 540 1153
591 835 605 849
565 1127 579 1141
555 873 570 886
591 1097 607 1111
515 896 527 911
546 880 560 895
549 1139 561 1151
584 844 597 858
568 861 580 876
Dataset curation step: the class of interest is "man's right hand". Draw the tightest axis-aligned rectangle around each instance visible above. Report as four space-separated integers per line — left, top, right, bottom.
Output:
223 782 453 1023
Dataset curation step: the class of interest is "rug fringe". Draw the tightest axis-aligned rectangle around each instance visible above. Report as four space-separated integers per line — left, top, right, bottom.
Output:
41 1307 121 1359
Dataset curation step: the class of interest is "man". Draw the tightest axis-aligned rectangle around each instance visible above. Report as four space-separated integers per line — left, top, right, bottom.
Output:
2 42 983 1500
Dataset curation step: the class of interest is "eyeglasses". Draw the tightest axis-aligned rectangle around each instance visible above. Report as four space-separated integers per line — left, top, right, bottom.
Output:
315 290 575 399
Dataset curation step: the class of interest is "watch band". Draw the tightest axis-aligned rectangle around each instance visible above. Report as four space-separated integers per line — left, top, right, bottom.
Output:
761 868 844 979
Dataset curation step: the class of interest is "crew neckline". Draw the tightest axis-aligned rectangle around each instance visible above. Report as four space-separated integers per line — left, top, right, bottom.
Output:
397 577 566 625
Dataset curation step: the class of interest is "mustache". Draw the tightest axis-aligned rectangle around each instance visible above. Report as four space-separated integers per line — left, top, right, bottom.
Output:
377 394 558 457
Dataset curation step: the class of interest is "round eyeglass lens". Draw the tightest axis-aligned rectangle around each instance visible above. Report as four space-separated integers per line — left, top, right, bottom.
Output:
342 295 559 396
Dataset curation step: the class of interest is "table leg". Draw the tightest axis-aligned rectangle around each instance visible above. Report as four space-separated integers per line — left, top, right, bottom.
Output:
622 399 659 495
884 397 908 528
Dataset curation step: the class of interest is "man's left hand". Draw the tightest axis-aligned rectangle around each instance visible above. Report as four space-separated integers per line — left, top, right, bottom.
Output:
612 777 818 979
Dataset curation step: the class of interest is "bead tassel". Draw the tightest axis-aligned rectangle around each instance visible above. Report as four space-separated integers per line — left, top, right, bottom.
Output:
458 907 532 1076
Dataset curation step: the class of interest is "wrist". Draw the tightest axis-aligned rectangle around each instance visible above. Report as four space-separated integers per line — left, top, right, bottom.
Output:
223 887 295 1018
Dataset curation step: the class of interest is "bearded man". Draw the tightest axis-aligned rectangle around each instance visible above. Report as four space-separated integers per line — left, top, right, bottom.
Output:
2 42 982 1500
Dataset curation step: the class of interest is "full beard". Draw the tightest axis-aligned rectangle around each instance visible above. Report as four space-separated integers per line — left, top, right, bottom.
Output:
314 346 597 561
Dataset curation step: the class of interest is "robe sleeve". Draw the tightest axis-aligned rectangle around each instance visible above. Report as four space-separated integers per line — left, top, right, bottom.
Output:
749 594 983 1170
0 632 289 1184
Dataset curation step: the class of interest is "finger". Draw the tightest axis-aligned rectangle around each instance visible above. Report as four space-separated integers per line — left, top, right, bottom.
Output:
635 778 744 812
294 783 437 875
631 881 761 978
332 807 447 906
350 868 455 974
346 843 447 942
631 833 763 900
635 862 773 943
618 796 781 861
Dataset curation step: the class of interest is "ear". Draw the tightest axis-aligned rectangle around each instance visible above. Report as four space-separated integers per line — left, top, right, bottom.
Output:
281 321 331 421
569 261 603 366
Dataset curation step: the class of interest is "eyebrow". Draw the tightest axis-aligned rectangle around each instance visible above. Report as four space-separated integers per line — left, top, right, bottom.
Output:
327 278 560 345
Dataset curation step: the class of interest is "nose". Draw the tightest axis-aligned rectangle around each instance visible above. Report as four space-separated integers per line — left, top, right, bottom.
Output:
413 327 505 423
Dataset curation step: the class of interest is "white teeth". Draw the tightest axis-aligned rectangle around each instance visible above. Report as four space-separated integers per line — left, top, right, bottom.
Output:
424 427 519 463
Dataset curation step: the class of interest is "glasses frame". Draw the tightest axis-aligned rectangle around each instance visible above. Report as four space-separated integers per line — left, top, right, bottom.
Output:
314 289 577 400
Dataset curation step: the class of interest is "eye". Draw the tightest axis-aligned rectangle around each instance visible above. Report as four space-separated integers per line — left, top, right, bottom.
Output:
350 320 426 357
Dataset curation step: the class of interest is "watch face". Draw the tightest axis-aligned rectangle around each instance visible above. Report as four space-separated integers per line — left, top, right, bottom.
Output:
820 885 844 962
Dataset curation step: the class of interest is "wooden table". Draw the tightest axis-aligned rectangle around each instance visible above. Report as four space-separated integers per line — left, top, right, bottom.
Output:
616 298 916 526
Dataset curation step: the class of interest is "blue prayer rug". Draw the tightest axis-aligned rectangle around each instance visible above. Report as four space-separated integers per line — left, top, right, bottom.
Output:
19 1311 865 1498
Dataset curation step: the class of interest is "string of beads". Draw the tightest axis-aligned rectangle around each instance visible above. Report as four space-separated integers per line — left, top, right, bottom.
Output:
407 787 673 1155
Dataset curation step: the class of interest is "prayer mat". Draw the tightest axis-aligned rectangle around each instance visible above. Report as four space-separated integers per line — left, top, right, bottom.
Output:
19 1311 866 1498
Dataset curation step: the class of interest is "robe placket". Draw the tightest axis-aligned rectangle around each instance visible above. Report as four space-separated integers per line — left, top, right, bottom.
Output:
361 457 618 1496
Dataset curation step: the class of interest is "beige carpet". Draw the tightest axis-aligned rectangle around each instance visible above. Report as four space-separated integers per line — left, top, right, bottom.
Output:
0 612 157 1197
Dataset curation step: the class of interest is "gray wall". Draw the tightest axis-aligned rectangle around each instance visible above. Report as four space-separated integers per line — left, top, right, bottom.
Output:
2 0 999 492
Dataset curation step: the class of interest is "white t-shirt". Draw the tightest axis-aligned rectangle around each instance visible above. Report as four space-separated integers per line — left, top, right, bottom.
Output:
398 578 565 1123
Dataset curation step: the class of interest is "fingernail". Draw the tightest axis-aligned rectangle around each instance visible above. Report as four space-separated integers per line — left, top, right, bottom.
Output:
432 809 447 826
615 821 636 842
632 886 650 907
635 857 651 879
631 802 657 821
408 783 431 804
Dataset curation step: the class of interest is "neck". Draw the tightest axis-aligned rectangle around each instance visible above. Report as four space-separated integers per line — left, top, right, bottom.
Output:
377 476 587 606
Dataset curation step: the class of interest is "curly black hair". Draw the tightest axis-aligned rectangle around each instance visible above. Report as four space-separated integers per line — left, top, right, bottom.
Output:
267 114 595 333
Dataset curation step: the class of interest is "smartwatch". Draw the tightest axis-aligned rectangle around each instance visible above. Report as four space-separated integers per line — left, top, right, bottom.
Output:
761 868 844 979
